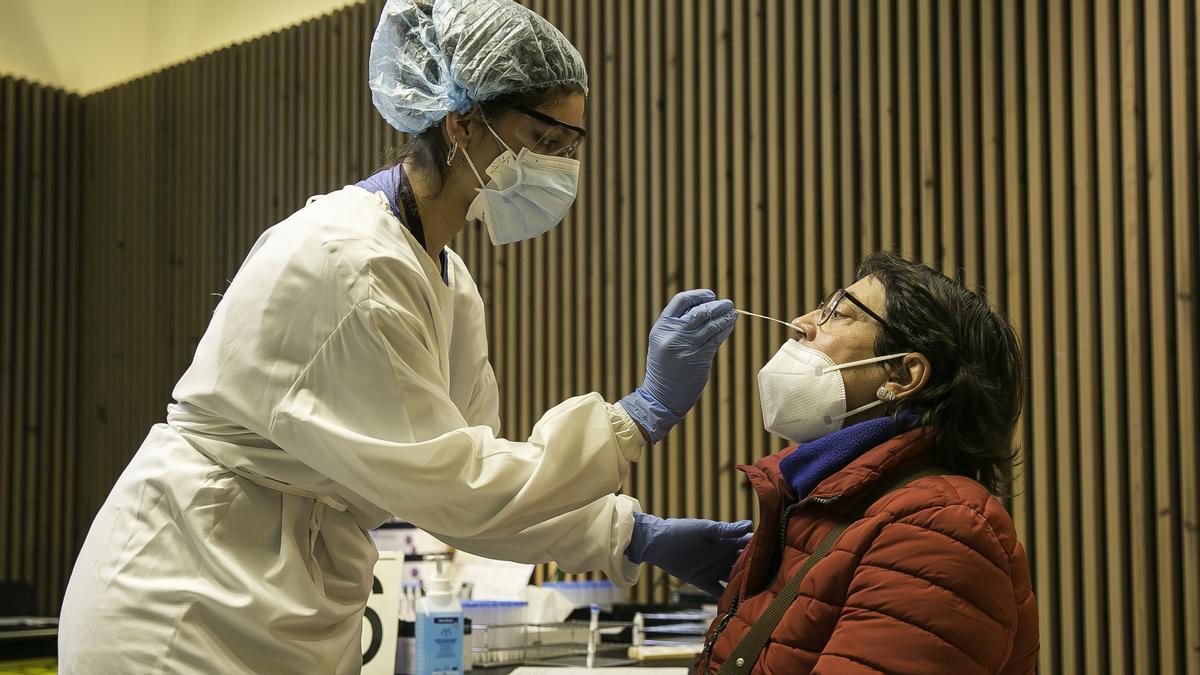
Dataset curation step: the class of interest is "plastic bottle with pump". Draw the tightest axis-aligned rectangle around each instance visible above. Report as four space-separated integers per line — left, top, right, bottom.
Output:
415 561 463 675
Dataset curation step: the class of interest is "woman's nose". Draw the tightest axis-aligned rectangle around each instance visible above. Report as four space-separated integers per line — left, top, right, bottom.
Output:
790 310 819 341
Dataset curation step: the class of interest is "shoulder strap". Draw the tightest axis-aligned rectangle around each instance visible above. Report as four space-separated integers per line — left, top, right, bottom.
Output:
715 465 946 674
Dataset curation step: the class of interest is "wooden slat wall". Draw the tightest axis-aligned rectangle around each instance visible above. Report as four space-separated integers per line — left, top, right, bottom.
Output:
1 1 1198 671
0 77 82 616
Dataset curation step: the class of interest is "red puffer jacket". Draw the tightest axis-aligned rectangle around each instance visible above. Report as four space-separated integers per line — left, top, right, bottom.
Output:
697 428 1039 674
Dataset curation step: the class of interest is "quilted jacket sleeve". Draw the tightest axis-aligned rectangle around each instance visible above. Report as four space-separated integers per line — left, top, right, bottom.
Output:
813 501 1030 674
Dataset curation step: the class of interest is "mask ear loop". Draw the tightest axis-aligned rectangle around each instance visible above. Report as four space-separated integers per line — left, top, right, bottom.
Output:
820 352 908 424
816 351 908 376
482 116 515 154
463 116 519 190
826 399 886 425
461 145 487 188
460 114 518 187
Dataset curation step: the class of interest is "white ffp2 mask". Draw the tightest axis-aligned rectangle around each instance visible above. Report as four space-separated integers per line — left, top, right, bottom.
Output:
463 121 580 245
758 339 907 444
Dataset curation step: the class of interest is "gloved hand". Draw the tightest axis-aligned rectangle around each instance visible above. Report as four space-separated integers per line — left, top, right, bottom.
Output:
619 290 738 443
624 512 754 599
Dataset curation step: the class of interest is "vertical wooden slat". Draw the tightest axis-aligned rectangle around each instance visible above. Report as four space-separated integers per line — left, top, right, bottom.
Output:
896 0 917 258
34 88 54 613
1092 1 1131 669
22 84 42 589
657 0 686 521
562 0 580 418
714 0 733 525
1000 0 1033 605
877 0 897 251
64 90 81 606
980 0 1003 301
319 12 331 195
1118 0 1157 669
819 0 837 293
681 0 705 566
614 0 636 516
779 0 800 320
746 0 767 520
234 44 248 274
8 78 26 580
937 0 959 276
916 0 937 266
600 0 617 432
579 0 598 450
1143 0 1183 670
959 0 981 287
46 89 62 612
624 0 652 523
563 0 589 588
729 0 749 521
837 1 858 291
1024 1 1060 670
1068 2 1106 671
858 0 878 258
41 87 55 608
75 83 94 550
1 77 16 585
1167 1 1200 669
1048 1 1083 669
801 1 819 304
764 0 784 438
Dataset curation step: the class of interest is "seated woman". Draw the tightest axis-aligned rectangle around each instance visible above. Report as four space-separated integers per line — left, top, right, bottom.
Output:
699 251 1039 674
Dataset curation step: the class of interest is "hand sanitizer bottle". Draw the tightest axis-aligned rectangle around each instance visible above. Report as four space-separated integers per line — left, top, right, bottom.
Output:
415 567 463 675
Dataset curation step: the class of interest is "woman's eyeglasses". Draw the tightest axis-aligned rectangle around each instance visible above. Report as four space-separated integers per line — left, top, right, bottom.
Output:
817 288 891 332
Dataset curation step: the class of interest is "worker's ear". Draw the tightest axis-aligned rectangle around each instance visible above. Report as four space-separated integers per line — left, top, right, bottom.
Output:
442 107 481 148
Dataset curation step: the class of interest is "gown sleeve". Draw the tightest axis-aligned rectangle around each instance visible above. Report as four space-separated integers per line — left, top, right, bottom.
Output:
268 293 645 541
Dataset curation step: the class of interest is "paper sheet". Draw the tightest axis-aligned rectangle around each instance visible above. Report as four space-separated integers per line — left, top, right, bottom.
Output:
452 550 535 600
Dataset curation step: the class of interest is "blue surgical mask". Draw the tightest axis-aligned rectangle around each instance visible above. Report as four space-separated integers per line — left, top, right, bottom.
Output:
462 120 581 245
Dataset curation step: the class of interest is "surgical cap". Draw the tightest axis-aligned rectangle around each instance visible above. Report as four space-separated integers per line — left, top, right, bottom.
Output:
368 0 589 134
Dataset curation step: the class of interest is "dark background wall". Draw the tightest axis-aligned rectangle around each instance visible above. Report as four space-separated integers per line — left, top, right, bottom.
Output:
1 77 81 620
2 1 1198 672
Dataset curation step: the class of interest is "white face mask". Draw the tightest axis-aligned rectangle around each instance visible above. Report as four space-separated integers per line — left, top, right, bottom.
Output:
758 339 907 444
462 120 581 245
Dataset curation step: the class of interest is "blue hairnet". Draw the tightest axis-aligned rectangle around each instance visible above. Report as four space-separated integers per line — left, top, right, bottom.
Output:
368 0 589 134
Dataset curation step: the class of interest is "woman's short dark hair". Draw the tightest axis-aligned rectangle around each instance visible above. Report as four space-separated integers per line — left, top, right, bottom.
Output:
857 251 1024 494
384 84 582 198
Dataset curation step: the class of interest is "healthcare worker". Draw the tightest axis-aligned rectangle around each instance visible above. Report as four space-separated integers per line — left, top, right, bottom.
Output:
59 0 745 672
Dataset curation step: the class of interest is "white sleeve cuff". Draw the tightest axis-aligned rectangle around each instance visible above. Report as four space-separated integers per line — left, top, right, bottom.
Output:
607 403 647 462
606 494 643 587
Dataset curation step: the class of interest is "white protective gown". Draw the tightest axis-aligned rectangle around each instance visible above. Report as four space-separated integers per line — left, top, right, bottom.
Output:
59 186 645 674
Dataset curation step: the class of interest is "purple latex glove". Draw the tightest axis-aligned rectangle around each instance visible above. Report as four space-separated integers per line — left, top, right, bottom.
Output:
619 290 738 443
625 512 754 598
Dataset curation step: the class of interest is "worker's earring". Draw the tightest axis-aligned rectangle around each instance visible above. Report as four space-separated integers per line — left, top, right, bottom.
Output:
447 141 459 166
878 386 897 402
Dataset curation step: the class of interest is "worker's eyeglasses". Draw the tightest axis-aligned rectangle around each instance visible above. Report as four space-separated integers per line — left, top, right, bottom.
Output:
510 103 587 158
817 289 891 332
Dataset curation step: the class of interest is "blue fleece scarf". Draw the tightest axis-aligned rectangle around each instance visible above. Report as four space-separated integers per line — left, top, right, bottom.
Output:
779 412 919 500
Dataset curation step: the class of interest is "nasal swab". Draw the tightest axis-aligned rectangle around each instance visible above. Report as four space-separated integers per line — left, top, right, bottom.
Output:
734 309 796 330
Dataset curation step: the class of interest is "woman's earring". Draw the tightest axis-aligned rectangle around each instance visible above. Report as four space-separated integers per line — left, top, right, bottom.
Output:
447 141 459 165
878 386 897 402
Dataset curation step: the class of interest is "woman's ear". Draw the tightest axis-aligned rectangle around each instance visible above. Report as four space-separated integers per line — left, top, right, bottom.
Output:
881 352 931 402
442 108 477 148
